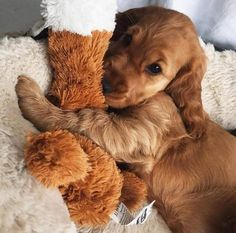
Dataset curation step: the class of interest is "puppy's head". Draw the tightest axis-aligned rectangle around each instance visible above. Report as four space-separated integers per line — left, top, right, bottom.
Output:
103 6 206 138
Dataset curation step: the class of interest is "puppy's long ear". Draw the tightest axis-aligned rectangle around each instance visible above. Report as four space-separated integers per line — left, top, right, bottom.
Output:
166 53 207 139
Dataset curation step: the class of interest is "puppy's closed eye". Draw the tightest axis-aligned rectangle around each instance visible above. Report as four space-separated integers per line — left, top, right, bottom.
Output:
145 63 162 75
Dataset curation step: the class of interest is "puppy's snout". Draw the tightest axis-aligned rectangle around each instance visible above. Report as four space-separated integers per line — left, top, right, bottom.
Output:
102 77 112 94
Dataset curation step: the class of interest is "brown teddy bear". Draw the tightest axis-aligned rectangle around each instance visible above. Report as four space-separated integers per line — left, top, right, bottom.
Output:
22 0 147 227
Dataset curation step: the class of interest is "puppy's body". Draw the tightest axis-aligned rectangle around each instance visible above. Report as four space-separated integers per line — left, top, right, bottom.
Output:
15 6 236 233
16 77 236 233
150 122 236 233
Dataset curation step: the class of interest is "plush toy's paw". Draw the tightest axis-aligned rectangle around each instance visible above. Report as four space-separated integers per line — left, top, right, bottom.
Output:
120 171 147 212
25 130 90 188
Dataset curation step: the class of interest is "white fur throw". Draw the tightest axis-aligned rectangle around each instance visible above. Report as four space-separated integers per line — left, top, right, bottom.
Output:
0 36 235 233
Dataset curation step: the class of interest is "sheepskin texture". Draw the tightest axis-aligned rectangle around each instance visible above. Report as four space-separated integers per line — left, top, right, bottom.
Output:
0 37 76 233
41 0 117 35
0 36 235 233
201 40 236 130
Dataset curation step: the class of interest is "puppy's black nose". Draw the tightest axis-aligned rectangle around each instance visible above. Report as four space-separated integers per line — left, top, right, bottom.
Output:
102 77 112 93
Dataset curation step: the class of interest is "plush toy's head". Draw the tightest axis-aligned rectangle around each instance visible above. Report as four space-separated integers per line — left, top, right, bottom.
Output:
47 30 111 110
41 0 117 111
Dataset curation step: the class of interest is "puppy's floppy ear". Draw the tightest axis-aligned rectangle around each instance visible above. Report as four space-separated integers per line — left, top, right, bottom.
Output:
166 52 207 139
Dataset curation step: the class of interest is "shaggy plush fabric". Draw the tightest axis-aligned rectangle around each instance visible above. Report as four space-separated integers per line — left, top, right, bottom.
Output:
0 36 235 233
47 31 109 110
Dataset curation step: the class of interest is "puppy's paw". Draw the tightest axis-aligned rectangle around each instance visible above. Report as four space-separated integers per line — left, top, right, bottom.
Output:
15 76 46 124
15 75 42 99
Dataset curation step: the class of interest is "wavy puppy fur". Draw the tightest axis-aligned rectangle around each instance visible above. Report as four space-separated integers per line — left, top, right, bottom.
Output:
16 6 236 233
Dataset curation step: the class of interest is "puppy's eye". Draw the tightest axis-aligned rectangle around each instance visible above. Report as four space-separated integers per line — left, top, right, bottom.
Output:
146 63 161 75
121 34 132 46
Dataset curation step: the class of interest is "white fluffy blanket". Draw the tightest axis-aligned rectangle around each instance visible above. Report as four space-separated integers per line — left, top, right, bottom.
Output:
0 36 235 233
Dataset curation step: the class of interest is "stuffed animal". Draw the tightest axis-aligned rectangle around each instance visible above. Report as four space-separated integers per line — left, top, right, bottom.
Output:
23 0 147 227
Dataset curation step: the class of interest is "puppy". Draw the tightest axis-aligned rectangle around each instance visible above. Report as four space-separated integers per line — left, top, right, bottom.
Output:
16 6 236 233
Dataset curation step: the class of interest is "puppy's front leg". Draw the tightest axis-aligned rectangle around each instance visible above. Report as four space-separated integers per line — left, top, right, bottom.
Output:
76 108 156 166
16 76 156 166
15 76 78 131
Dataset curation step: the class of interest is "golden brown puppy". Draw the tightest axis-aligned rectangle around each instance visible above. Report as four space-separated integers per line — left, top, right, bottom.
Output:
16 7 236 233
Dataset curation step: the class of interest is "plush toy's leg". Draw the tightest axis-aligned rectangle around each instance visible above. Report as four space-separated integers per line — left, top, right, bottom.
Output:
25 130 90 188
120 171 148 212
59 134 124 227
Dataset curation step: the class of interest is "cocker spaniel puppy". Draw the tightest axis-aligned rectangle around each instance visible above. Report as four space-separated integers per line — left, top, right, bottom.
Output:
16 6 236 233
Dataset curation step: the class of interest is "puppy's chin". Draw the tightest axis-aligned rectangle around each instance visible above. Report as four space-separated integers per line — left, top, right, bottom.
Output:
105 96 130 109
105 94 145 109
